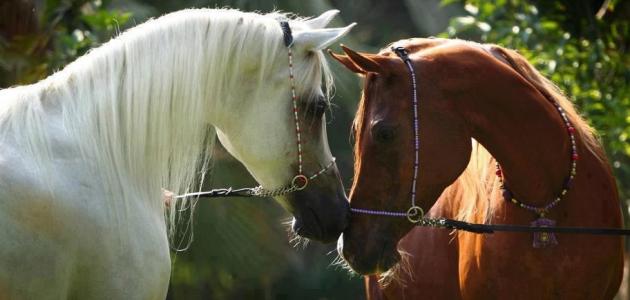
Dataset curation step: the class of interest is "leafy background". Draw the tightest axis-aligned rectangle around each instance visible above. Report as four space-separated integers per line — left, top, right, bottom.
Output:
1 0 628 299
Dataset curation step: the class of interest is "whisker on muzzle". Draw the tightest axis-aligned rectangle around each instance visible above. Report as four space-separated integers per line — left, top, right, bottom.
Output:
283 217 311 249
329 251 356 274
378 248 414 288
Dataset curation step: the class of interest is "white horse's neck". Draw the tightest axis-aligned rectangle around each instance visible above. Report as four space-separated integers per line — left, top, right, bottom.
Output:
0 9 288 223
0 8 350 244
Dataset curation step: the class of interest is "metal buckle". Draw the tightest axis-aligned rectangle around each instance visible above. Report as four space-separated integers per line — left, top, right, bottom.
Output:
292 175 309 190
406 206 424 223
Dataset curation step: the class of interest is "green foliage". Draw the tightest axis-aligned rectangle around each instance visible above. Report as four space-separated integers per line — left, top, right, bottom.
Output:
440 0 630 204
44 0 132 70
0 0 131 86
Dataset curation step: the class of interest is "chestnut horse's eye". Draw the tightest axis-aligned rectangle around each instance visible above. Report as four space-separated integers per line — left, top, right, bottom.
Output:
371 121 397 143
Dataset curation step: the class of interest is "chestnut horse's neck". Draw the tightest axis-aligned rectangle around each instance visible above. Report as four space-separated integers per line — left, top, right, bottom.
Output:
456 46 601 208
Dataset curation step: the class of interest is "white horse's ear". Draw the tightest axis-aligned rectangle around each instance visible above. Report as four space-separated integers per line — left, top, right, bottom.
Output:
304 9 340 29
293 23 356 51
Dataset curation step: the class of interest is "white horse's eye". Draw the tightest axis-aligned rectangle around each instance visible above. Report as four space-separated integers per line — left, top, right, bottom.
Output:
314 97 328 117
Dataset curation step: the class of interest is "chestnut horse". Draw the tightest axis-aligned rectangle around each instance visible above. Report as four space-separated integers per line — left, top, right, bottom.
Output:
330 38 624 299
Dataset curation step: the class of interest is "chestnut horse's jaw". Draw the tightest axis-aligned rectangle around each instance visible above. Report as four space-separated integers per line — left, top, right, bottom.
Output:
337 231 402 275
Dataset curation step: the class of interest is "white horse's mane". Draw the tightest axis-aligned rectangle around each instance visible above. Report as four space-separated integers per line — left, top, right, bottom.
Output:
0 8 332 242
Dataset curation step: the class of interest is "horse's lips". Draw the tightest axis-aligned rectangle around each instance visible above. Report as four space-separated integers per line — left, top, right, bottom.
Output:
338 232 400 275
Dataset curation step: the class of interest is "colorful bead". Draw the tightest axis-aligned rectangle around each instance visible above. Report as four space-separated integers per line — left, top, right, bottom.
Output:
563 178 572 189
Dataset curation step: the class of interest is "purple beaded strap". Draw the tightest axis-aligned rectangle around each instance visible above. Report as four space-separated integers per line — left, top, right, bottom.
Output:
350 208 408 218
350 46 424 223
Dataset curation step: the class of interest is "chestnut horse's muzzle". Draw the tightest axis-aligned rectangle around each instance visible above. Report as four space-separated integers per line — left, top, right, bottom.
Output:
338 230 400 275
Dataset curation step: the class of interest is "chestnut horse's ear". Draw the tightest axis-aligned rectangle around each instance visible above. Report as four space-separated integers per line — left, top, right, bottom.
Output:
328 49 365 74
340 45 384 74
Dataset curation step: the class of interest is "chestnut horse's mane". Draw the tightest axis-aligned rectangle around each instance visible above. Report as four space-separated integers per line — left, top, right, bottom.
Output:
441 43 605 223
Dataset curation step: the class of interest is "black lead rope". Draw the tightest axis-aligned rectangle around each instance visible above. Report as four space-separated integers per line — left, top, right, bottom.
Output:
419 217 630 236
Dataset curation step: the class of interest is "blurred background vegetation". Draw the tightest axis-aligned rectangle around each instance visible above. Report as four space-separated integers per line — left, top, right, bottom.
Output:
1 0 628 299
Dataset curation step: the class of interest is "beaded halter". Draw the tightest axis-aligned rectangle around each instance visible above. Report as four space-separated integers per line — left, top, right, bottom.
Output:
348 45 578 249
350 46 425 223
496 97 578 247
176 20 335 199
276 20 337 195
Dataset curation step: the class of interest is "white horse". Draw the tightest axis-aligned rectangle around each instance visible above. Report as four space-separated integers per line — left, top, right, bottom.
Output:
0 8 353 299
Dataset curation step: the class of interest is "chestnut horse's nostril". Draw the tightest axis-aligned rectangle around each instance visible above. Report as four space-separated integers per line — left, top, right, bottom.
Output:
321 194 351 237
338 199 351 230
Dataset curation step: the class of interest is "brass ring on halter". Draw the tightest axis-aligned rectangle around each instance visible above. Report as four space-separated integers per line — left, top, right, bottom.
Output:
292 175 309 190
407 206 424 223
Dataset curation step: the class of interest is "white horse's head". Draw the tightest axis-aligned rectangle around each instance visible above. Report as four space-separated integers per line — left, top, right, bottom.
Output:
210 10 355 242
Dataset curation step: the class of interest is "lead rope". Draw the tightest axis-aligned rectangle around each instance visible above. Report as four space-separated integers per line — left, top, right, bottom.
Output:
173 20 335 200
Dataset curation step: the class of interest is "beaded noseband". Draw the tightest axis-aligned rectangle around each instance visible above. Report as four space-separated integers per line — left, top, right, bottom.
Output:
175 20 336 199
350 46 425 223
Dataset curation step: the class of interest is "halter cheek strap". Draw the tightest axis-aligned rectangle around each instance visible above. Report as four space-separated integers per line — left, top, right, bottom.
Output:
349 46 424 223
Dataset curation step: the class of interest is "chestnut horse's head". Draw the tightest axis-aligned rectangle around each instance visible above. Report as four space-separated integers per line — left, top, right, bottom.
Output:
330 39 475 274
